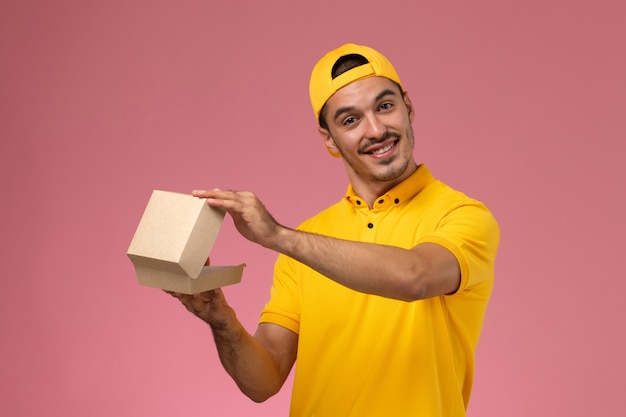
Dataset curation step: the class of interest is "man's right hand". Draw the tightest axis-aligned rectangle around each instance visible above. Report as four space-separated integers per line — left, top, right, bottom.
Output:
165 288 233 327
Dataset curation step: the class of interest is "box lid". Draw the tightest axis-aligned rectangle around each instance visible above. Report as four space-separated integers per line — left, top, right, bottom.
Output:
127 190 225 279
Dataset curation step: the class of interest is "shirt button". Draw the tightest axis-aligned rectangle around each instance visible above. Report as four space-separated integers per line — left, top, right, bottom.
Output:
378 199 384 204
356 200 361 205
367 223 374 229
394 198 400 204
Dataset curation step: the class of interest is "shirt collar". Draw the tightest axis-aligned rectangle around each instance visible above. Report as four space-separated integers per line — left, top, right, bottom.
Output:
345 164 434 209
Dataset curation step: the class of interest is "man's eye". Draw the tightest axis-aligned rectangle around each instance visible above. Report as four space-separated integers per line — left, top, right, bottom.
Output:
343 116 356 125
379 102 393 110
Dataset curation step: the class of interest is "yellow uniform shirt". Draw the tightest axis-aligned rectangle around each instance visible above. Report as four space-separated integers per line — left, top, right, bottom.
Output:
260 165 500 417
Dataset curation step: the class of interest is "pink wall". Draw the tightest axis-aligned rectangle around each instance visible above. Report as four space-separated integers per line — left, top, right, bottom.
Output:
1 1 624 415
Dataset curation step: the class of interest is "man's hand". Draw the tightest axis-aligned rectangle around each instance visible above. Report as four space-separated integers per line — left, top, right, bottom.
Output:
166 288 232 326
165 257 234 326
164 253 298 402
192 188 282 249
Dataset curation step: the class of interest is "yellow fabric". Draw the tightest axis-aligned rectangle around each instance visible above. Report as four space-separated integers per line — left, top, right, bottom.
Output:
260 165 500 417
309 43 404 122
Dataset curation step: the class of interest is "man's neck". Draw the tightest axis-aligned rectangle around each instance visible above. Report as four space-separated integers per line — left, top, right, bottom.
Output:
349 163 419 209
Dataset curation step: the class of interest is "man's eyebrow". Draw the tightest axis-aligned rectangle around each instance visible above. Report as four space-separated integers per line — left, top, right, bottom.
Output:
333 105 356 122
374 88 398 103
332 89 399 122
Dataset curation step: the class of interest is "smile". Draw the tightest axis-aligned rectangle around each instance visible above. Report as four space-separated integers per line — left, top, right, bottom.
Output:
366 140 398 156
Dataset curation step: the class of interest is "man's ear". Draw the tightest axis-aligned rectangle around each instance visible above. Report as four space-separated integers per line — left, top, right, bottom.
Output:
318 126 342 158
403 91 415 123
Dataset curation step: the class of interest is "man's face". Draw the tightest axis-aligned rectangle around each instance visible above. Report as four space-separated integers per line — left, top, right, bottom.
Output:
319 76 417 189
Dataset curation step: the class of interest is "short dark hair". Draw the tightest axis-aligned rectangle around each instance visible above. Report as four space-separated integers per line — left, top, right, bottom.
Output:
318 54 403 129
331 54 369 79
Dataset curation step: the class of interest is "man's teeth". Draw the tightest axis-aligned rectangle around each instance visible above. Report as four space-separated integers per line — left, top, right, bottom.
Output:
372 142 394 155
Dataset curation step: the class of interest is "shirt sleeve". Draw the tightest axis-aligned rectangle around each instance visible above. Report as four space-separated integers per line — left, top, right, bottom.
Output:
418 201 500 294
259 253 302 334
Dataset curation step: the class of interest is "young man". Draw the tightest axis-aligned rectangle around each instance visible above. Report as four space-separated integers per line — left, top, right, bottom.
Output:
170 43 500 416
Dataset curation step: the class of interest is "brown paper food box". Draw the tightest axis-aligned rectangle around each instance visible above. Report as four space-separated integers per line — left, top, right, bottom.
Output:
127 190 245 294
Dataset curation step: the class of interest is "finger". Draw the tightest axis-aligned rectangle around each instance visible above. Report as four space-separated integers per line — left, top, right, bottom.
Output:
164 290 182 298
192 188 223 198
195 289 218 303
192 190 244 210
205 191 254 211
205 196 242 210
190 295 206 312
203 189 251 200
165 291 195 310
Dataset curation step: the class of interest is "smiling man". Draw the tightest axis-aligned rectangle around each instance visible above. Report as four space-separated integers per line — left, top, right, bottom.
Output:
169 43 500 416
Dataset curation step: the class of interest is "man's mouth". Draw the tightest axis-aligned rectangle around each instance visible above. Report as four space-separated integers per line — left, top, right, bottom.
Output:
365 139 398 156
370 141 396 155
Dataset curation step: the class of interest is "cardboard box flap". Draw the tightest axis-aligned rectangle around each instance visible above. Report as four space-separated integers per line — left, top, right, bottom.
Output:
134 263 246 295
127 190 225 279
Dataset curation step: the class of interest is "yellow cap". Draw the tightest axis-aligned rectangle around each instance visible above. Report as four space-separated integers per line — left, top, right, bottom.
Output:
309 43 404 124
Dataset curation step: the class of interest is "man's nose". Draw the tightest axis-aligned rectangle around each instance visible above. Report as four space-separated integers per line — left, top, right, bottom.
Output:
363 113 386 139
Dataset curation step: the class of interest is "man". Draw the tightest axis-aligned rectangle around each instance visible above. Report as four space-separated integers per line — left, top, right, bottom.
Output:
169 43 500 416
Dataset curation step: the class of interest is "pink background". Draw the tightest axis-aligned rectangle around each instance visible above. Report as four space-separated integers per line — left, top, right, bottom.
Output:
1 1 624 416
